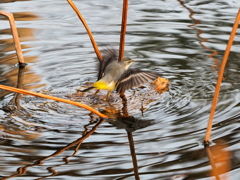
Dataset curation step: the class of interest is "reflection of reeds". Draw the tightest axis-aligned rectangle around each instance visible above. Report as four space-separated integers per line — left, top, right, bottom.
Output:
206 140 230 180
36 119 104 164
177 0 220 68
7 66 25 109
204 9 240 144
127 131 140 180
2 119 104 179
0 11 26 66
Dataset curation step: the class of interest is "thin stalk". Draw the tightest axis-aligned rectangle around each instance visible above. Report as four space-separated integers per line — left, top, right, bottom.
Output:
0 11 26 66
66 0 102 61
204 9 240 144
0 85 108 118
118 0 128 62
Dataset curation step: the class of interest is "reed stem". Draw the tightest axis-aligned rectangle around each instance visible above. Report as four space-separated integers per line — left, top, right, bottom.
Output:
67 0 102 61
0 85 108 118
118 0 128 62
0 11 26 66
204 9 240 144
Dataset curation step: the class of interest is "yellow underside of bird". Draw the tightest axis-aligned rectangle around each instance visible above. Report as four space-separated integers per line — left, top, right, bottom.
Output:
93 80 116 91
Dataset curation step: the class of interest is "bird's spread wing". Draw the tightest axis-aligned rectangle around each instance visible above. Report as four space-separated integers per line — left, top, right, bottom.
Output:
98 48 118 80
116 68 160 93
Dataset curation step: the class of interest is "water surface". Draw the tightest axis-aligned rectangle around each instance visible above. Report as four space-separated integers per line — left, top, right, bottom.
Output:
0 0 240 179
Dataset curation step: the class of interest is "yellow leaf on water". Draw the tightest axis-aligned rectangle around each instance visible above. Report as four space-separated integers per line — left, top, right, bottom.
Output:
152 77 169 94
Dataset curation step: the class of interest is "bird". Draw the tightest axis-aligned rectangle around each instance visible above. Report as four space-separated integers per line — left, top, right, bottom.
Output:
81 48 161 100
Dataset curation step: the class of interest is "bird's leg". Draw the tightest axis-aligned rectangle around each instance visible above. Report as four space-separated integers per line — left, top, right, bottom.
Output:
81 86 94 92
119 92 127 102
106 90 113 101
94 89 100 95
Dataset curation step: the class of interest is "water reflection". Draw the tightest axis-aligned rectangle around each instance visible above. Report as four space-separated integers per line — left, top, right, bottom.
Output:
0 0 31 4
2 66 24 109
1 93 155 179
0 11 43 98
178 0 220 68
12 12 39 21
206 140 231 180
1 119 104 179
1 113 149 179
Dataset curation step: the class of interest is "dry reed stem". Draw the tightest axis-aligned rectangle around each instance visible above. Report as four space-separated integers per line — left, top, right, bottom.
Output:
204 9 240 144
66 0 102 61
118 0 128 62
0 85 108 118
0 11 26 66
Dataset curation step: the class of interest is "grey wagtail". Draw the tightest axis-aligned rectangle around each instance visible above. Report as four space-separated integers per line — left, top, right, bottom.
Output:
81 48 160 99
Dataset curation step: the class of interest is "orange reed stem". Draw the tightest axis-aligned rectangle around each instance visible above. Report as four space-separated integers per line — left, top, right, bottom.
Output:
118 0 128 62
66 0 102 61
0 85 108 118
0 11 26 66
204 9 240 144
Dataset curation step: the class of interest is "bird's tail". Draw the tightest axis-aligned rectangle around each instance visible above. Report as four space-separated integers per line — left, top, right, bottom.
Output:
81 86 95 92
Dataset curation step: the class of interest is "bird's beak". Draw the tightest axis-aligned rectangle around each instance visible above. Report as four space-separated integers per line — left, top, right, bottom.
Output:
132 60 137 62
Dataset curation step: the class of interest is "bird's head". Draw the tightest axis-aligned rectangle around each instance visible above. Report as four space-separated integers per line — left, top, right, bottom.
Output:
121 57 136 70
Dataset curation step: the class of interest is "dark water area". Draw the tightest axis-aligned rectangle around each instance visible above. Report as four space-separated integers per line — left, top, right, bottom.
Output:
0 0 240 179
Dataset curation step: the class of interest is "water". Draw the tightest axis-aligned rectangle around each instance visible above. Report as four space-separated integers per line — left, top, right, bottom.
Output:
0 0 240 179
